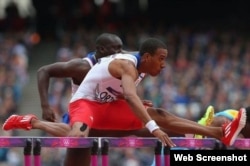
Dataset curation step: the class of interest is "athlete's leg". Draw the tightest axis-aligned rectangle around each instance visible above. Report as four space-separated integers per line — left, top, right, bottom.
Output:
3 114 149 137
241 122 250 138
64 148 91 166
147 107 245 141
241 107 250 138
31 119 71 136
5 114 183 137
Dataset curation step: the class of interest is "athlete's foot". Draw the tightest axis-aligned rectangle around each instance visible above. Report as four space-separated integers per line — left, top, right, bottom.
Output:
2 114 38 130
194 105 214 139
221 108 246 146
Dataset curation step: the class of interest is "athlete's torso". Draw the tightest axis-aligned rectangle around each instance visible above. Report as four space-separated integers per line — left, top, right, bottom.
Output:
71 52 96 95
70 53 143 103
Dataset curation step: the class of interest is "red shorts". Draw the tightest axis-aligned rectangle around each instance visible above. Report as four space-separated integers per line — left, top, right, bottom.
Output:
69 99 144 130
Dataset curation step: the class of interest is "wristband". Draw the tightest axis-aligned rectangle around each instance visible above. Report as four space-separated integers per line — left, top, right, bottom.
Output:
145 120 159 133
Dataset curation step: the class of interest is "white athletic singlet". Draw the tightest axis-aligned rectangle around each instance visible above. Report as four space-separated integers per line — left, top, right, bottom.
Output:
70 53 144 103
71 52 96 95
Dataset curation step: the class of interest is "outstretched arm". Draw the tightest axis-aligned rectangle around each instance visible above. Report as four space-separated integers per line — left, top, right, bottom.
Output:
111 60 175 147
37 58 91 121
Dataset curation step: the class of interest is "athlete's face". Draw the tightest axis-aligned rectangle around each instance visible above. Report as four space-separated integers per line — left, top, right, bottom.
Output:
103 38 123 56
143 48 167 76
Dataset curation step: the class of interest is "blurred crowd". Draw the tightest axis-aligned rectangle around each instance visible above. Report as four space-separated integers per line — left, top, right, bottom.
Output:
0 32 30 165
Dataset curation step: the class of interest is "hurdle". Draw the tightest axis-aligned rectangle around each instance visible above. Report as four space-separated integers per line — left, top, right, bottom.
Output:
0 137 32 166
170 137 217 148
24 138 33 166
100 137 219 166
91 139 99 166
100 137 163 166
233 138 250 149
1 137 250 166
33 138 41 166
32 137 98 166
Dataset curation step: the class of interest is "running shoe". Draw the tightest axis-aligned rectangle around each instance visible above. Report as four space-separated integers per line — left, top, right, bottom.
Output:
221 108 246 146
194 105 215 138
2 114 37 130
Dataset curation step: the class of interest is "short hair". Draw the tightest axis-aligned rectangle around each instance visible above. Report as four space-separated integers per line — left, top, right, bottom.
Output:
139 38 167 56
95 33 122 46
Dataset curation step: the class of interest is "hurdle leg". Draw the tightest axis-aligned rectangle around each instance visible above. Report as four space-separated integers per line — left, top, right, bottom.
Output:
33 139 41 166
23 138 32 166
214 140 227 150
154 140 162 166
164 146 170 166
101 139 109 166
91 139 99 166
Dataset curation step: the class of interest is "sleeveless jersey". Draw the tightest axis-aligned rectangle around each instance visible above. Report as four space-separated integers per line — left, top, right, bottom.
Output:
70 53 143 103
71 52 96 95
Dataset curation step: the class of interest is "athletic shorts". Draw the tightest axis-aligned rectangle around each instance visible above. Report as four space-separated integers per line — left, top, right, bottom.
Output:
69 99 144 130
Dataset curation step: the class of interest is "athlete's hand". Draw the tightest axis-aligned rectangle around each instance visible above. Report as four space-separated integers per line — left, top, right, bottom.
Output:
152 128 176 147
68 122 90 137
142 100 153 107
42 106 56 122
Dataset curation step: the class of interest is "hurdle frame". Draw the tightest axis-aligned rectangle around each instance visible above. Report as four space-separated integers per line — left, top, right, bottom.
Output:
0 137 32 166
1 137 250 166
32 137 99 166
100 137 163 166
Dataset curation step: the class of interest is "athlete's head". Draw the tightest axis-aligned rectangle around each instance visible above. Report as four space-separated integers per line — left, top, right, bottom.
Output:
138 38 168 76
95 33 123 59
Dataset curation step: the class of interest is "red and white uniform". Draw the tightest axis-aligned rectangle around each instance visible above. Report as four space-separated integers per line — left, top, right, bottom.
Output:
69 53 145 130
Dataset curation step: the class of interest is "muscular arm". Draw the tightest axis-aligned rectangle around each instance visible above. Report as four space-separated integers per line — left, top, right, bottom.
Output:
37 58 91 121
122 74 153 124
110 60 152 125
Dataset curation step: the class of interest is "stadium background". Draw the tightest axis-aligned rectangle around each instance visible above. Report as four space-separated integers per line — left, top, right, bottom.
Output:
0 0 250 165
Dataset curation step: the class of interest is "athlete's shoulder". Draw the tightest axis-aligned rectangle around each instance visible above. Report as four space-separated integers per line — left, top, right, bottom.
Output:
83 52 97 67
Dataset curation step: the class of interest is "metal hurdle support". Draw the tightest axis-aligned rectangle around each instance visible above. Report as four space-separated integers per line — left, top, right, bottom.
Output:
24 138 32 166
155 140 163 166
0 137 32 166
33 139 41 166
100 137 163 166
33 137 98 166
101 139 109 166
91 139 99 166
164 145 170 166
